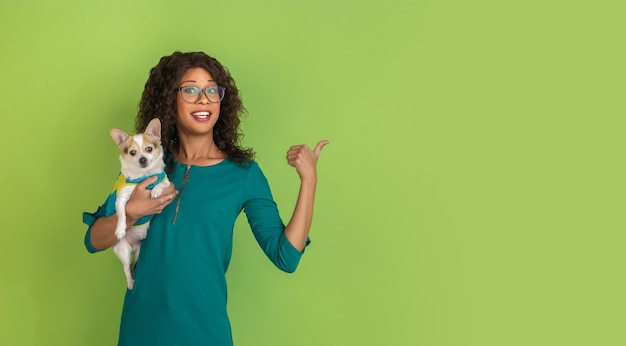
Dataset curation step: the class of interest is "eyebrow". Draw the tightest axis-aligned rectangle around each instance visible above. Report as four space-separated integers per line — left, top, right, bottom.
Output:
180 79 216 83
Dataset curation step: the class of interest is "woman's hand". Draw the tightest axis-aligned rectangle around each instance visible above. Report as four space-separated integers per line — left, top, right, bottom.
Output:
286 140 329 182
125 176 178 223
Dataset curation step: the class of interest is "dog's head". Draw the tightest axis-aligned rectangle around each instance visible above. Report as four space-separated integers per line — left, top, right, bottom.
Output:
110 118 165 179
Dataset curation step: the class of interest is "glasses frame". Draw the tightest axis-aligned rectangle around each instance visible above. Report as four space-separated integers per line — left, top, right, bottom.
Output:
176 85 226 104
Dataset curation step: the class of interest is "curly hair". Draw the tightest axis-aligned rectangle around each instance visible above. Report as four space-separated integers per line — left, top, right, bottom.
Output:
135 51 254 173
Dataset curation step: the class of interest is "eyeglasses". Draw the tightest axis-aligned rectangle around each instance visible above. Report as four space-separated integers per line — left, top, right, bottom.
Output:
176 85 226 103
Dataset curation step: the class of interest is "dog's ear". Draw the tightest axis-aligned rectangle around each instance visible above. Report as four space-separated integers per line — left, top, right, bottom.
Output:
110 129 130 148
145 118 162 140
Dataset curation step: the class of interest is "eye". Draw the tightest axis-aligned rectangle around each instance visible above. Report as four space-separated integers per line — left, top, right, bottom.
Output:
145 146 153 152
206 86 217 94
129 150 137 156
182 86 199 94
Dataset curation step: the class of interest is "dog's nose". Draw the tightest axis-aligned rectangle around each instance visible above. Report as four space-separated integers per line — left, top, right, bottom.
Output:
139 157 147 165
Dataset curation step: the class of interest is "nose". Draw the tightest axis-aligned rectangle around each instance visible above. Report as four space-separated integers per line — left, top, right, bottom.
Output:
139 157 147 166
198 89 211 104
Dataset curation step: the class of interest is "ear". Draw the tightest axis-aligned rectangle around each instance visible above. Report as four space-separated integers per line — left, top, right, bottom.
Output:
145 118 162 140
110 129 130 148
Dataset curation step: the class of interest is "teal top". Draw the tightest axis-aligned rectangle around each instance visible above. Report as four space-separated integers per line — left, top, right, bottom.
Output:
83 159 309 346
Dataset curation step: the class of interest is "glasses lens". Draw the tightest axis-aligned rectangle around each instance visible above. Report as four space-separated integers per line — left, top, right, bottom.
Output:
204 86 225 103
180 86 201 103
178 85 225 103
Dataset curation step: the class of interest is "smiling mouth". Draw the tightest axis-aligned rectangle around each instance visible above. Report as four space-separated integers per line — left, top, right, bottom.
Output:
192 111 210 119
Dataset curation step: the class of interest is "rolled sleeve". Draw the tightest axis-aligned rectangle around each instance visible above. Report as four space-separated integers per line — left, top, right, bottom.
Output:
82 193 116 253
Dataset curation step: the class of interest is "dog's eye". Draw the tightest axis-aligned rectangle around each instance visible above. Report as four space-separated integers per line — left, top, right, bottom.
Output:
145 147 153 152
129 150 136 156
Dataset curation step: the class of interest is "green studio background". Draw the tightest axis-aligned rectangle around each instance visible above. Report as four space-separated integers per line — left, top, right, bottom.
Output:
0 0 624 345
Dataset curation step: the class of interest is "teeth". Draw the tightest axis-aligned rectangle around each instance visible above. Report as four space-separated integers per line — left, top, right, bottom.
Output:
192 112 210 116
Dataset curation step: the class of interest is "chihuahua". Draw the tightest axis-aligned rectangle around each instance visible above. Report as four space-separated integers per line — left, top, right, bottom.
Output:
109 117 170 290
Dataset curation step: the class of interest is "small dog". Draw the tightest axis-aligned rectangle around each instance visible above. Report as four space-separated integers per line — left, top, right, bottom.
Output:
109 118 170 290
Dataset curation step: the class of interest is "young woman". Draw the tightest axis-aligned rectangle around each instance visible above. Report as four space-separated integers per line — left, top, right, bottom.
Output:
83 51 327 345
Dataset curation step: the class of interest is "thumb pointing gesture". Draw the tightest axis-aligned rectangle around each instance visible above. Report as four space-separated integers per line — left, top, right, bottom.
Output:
286 140 329 181
313 140 330 158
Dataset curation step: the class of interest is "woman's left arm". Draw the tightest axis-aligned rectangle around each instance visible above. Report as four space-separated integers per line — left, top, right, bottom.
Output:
283 140 329 251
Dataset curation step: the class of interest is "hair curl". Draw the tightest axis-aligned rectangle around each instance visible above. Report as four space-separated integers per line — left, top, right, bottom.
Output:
135 51 254 173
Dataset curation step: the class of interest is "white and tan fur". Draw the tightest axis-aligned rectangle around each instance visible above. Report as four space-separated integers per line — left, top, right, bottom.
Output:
109 118 170 290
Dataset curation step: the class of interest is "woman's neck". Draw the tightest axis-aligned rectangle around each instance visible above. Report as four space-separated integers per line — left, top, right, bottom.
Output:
175 136 226 166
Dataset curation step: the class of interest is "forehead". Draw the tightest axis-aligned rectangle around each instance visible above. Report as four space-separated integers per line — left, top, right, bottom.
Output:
179 67 215 84
126 134 156 148
129 134 147 146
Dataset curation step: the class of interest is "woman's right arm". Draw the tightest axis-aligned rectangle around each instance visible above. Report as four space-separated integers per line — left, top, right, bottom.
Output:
89 176 178 251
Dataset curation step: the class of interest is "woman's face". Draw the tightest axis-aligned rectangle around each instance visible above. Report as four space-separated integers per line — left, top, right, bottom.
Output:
175 67 222 138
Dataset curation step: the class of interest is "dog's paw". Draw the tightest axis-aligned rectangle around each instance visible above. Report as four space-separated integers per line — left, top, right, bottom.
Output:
151 188 164 199
115 228 126 240
150 180 171 199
